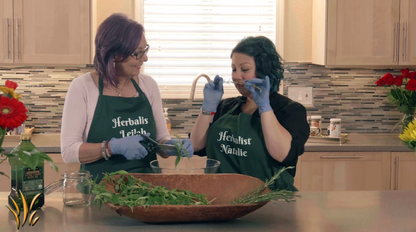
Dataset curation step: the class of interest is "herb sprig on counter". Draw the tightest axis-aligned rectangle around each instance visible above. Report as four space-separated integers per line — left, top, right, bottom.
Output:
92 170 214 211
229 167 299 204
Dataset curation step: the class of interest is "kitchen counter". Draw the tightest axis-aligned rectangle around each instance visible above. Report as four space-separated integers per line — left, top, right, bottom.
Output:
1 191 415 232
1 133 412 153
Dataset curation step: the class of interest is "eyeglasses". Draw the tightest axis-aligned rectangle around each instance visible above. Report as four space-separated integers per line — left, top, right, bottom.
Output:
131 44 149 60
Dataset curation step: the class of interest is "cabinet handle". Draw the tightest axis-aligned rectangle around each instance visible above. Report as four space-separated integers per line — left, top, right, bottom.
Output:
394 22 399 62
320 155 363 159
15 18 19 59
403 22 408 62
395 156 399 190
6 18 10 59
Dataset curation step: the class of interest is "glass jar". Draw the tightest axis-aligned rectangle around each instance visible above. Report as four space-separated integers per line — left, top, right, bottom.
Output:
63 170 92 207
329 118 342 138
310 116 322 136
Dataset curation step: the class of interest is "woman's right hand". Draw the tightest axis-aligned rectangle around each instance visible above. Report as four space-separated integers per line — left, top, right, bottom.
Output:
201 75 224 113
109 134 149 160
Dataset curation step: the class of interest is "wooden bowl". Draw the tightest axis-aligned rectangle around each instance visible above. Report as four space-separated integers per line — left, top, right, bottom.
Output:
102 173 270 223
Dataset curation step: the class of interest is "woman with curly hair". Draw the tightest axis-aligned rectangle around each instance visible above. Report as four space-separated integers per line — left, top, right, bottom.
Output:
191 36 309 191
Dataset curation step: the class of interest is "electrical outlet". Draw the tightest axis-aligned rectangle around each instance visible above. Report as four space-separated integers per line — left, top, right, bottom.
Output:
287 86 313 107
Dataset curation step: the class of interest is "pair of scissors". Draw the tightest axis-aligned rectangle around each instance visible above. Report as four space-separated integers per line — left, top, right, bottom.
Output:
139 133 176 154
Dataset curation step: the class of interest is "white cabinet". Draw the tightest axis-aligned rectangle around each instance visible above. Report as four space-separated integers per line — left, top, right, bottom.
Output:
0 0 91 65
295 152 391 191
399 0 416 65
390 152 416 190
312 0 416 66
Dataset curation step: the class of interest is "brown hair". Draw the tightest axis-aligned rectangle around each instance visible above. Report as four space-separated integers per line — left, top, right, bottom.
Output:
93 13 144 86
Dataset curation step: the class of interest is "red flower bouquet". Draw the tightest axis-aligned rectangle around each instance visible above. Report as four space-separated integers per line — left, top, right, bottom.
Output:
0 80 28 149
0 80 28 176
375 68 416 130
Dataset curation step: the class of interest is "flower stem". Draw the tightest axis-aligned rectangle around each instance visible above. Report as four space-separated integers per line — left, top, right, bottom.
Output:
0 127 6 151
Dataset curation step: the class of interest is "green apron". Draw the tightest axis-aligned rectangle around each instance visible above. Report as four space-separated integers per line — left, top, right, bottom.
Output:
81 77 157 183
206 101 298 191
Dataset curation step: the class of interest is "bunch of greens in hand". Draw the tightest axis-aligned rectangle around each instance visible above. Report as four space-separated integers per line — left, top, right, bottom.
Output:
172 133 191 168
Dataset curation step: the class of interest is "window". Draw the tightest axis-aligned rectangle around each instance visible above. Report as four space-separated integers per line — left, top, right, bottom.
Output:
139 0 276 97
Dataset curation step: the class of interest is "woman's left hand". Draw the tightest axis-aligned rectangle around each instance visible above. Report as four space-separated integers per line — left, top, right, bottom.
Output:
164 139 194 157
244 76 272 114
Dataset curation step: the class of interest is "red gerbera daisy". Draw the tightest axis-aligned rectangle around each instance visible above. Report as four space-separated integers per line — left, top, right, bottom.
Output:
0 96 27 129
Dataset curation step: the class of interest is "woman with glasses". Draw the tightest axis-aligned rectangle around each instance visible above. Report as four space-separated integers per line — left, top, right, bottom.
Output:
190 36 309 191
60 13 193 183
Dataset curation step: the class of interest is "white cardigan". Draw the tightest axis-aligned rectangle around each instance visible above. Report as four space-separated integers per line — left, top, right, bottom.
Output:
60 72 171 164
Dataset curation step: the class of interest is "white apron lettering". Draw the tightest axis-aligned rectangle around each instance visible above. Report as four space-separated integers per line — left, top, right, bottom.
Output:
217 131 251 157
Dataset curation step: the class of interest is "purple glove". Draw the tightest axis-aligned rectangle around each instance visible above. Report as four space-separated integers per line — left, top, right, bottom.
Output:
244 76 272 114
202 75 224 113
109 133 150 160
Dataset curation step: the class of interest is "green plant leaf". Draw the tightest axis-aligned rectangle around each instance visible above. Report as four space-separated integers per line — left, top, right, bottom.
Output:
38 153 59 172
175 155 181 168
11 151 40 170
398 104 409 114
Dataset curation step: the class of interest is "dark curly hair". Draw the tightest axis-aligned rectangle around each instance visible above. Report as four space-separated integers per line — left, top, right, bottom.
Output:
93 13 144 87
231 36 284 93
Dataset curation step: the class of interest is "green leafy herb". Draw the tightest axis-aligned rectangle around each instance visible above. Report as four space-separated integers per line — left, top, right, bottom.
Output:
172 133 190 168
229 166 299 204
224 79 262 93
92 170 214 211
4 149 58 172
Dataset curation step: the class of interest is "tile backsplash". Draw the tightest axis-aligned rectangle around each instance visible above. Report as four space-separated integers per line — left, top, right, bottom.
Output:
0 63 411 135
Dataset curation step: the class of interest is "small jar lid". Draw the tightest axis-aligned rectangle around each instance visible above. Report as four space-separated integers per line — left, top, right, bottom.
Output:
311 116 322 119
330 118 341 122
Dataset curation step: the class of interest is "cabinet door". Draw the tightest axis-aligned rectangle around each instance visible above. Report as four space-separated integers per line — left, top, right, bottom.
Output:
13 0 90 65
0 0 13 63
399 0 416 65
327 0 400 66
391 152 416 190
298 152 391 191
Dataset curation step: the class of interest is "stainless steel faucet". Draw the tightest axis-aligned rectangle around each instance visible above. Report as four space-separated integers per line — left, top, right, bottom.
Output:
189 73 211 100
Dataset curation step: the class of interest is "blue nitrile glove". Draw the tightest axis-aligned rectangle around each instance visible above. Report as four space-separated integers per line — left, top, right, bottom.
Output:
244 76 272 114
164 139 194 158
201 75 224 113
109 133 150 160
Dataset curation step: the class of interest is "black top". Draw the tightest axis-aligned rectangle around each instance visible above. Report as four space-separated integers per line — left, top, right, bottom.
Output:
194 92 310 177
